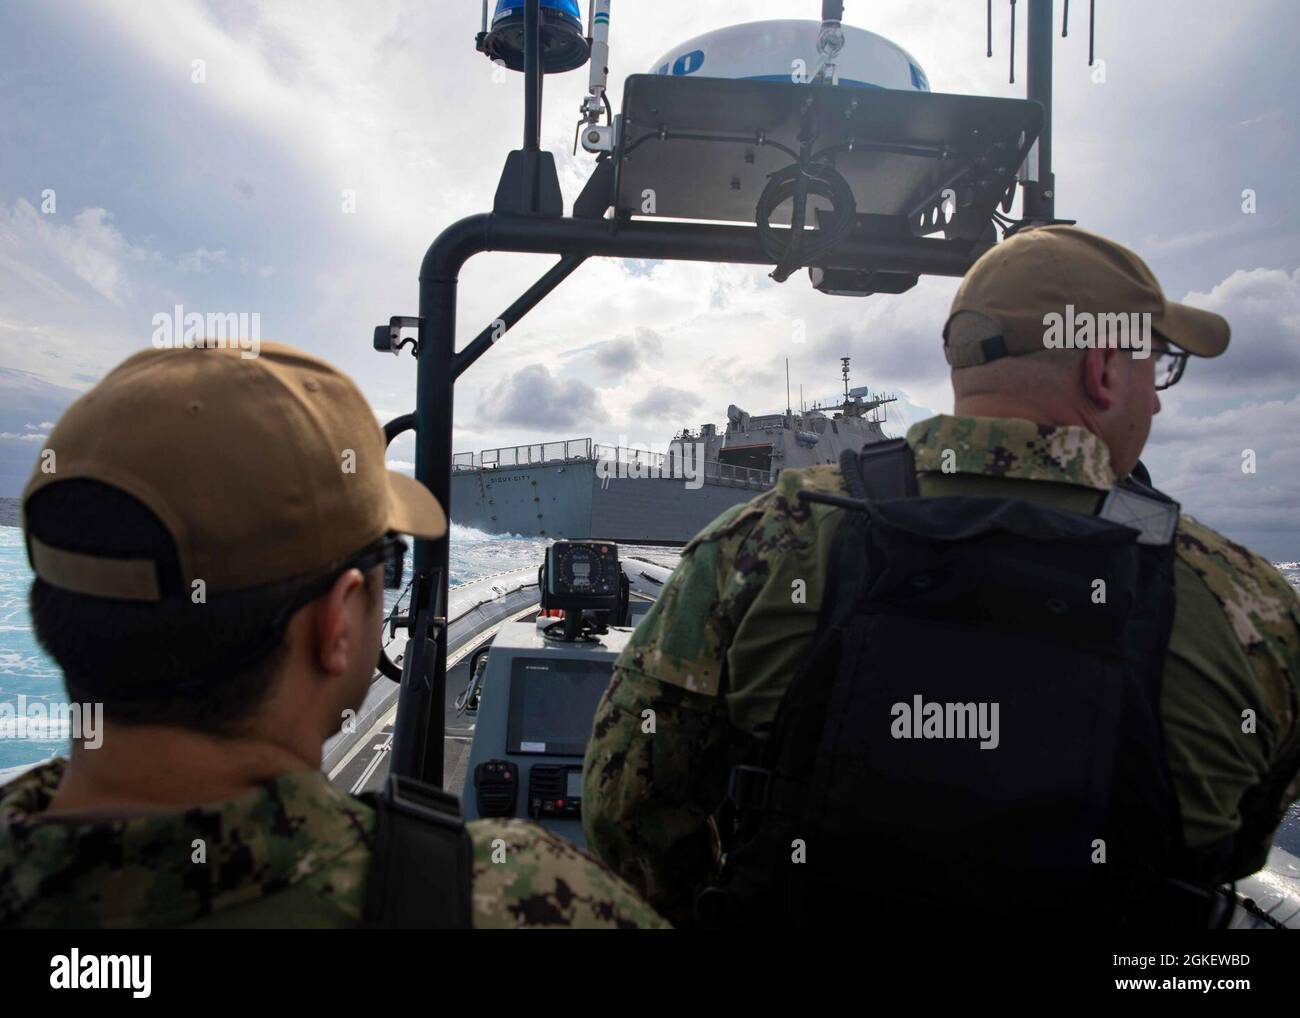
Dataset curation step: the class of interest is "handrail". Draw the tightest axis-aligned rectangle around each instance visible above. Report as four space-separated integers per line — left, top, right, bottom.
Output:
593 443 771 487
378 413 417 681
454 436 592 469
451 437 772 487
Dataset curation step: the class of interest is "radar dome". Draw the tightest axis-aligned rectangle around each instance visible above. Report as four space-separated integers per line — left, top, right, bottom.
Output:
650 19 929 92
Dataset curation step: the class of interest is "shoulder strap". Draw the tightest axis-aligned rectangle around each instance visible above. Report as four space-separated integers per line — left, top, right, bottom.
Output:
839 438 918 501
362 773 474 929
1097 475 1180 546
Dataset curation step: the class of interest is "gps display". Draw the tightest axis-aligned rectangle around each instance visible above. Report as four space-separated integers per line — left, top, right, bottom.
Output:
506 657 612 756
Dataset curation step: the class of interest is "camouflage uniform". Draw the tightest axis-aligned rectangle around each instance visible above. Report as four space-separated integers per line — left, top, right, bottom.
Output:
583 414 1300 924
0 758 668 929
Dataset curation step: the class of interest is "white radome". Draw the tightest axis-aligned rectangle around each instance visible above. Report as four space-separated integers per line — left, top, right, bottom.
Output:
650 19 930 92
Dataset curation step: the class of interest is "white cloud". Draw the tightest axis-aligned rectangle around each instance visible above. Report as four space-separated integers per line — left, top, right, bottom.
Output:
477 363 610 431
179 246 228 272
0 200 148 304
1137 262 1300 557
1144 394 1299 540
629 385 700 421
1172 267 1300 397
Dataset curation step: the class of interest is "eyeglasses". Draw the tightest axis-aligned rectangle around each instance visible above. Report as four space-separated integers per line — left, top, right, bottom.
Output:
1150 334 1189 391
274 534 409 630
349 534 409 591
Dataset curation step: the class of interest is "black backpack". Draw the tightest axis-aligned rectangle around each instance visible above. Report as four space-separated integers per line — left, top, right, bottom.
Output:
696 439 1231 927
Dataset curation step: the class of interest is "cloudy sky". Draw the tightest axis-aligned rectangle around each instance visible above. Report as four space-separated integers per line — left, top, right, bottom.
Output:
0 0 1297 558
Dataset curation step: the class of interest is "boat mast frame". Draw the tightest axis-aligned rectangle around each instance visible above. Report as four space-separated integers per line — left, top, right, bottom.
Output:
385 0 1060 787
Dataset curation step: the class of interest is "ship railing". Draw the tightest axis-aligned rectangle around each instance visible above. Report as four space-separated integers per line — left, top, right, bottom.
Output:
707 460 771 486
592 443 771 489
452 438 770 488
453 437 593 471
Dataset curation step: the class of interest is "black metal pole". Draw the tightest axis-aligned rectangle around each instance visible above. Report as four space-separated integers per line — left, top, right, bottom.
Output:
422 213 984 281
395 271 457 787
383 413 416 444
453 254 587 380
1009 0 1017 83
1024 0 1055 220
1089 0 1096 65
524 0 541 153
523 0 543 213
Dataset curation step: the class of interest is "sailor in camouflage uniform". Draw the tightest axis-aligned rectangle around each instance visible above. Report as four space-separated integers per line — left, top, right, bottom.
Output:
0 759 662 928
583 226 1300 925
0 343 665 930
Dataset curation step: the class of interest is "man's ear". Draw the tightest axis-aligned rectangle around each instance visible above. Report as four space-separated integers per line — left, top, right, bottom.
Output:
311 568 367 676
1081 347 1121 412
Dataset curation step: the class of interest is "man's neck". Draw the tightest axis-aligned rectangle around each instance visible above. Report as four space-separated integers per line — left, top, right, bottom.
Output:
951 396 1099 435
45 723 317 818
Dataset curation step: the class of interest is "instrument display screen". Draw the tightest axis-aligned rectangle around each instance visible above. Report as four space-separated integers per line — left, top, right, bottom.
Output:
507 657 612 756
549 541 618 597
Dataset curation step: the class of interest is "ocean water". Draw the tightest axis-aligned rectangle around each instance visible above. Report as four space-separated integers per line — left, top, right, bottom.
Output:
0 523 550 771
1 523 1298 772
0 527 67 769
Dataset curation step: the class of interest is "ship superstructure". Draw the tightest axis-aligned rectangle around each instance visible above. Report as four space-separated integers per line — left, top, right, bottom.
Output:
449 359 896 543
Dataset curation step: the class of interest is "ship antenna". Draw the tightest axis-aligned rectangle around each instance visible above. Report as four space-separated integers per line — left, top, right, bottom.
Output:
841 355 851 406
786 358 792 416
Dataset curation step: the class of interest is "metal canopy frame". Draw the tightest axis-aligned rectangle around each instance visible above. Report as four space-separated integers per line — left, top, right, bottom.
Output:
613 75 1042 234
382 0 1063 787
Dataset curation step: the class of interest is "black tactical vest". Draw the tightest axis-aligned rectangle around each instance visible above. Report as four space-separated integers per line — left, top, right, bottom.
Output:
697 440 1229 928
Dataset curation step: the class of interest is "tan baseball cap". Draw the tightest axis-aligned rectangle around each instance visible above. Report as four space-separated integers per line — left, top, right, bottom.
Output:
22 342 445 602
943 225 1230 368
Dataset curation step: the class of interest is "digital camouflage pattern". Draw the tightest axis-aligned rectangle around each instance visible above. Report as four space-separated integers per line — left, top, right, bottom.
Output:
0 758 668 929
908 414 1117 488
583 414 1300 925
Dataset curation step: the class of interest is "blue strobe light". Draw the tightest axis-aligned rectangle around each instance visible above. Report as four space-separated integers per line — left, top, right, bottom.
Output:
482 0 590 74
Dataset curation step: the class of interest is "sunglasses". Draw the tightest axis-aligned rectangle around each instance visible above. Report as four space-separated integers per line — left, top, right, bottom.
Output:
1150 331 1189 391
351 534 409 591
272 534 409 629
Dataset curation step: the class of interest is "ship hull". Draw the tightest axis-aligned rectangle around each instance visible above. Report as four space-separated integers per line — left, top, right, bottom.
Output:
450 461 765 543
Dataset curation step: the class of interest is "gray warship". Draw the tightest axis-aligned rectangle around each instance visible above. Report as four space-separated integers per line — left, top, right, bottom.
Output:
450 358 897 542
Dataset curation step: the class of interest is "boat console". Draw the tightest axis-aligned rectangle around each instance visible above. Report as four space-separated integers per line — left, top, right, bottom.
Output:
460 540 635 846
460 618 630 847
